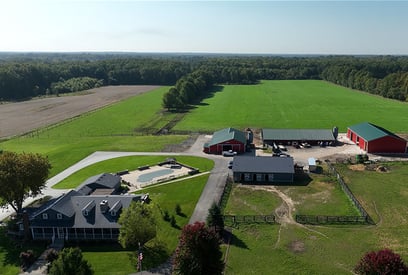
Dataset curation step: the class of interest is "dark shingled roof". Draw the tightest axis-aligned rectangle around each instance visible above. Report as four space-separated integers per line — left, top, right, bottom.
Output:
76 173 121 195
71 195 142 228
204 128 247 148
31 190 80 219
262 129 335 141
348 122 405 142
232 156 294 174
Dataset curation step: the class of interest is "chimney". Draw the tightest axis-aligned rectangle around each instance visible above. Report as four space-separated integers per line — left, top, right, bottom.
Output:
100 200 109 213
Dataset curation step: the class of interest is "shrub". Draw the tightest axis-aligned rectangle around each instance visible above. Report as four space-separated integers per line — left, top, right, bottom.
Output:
163 210 170 222
20 250 35 271
355 248 408 275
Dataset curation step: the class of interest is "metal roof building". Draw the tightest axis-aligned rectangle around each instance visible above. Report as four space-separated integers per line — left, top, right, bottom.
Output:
261 128 335 146
347 122 407 153
232 156 294 184
203 127 247 154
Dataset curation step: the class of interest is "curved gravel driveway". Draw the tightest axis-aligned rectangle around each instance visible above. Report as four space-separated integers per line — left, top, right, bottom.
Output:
0 137 230 224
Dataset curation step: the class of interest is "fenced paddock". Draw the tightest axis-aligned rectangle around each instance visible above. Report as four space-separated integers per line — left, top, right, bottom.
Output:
223 215 276 225
296 215 370 225
325 160 375 225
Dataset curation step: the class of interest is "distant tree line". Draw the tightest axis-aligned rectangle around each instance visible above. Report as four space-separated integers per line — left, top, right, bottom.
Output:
0 58 191 100
1 54 408 104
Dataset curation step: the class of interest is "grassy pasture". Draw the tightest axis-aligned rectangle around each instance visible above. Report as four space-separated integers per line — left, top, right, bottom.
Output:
277 167 359 216
223 162 408 274
0 86 188 177
174 80 408 132
223 185 282 216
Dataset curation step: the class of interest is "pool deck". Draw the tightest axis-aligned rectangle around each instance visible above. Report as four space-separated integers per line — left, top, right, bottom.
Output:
121 165 192 190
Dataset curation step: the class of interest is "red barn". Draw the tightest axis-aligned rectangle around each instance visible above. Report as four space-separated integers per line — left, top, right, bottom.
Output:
203 128 247 154
347 122 407 154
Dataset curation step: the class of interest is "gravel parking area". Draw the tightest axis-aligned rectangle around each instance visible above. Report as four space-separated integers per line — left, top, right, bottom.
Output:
256 133 364 165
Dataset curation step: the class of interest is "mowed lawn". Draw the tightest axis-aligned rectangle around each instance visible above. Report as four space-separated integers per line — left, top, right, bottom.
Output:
224 162 408 274
0 86 187 177
76 174 210 275
174 80 408 133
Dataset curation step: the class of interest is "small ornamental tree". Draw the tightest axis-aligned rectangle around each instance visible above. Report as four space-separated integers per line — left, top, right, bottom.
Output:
118 201 157 248
206 202 224 234
355 248 408 275
48 247 93 275
173 222 224 275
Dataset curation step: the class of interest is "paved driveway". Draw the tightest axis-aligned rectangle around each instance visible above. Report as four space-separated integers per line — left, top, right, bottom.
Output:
0 136 229 224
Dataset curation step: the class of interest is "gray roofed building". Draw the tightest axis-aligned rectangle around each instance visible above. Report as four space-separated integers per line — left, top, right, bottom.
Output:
24 173 145 242
76 173 121 195
232 156 294 184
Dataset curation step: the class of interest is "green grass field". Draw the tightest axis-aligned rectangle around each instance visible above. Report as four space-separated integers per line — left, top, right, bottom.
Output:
82 174 210 274
0 86 188 177
277 166 359 216
223 185 282 216
223 162 408 274
174 80 408 133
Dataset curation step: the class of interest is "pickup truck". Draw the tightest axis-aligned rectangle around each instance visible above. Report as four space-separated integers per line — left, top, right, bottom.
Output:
223 150 237 157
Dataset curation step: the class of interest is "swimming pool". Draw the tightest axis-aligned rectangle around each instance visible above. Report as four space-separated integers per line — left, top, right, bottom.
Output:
137 169 174 183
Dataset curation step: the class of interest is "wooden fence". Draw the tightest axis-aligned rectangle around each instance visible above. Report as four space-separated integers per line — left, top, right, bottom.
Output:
223 215 276 225
296 215 370 225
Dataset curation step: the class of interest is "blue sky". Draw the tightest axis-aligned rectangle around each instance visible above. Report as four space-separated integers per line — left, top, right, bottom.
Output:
1 1 407 54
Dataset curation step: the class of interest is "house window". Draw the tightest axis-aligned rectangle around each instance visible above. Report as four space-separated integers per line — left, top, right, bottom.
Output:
57 213 63 220
256 174 264 182
83 210 89 216
42 213 48 220
110 211 116 217
244 173 252 181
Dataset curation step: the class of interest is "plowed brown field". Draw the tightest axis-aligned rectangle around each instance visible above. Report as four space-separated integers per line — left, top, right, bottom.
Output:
0 85 160 139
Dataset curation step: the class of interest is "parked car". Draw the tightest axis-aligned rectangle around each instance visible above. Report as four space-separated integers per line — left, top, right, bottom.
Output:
223 150 237 157
301 142 311 148
278 145 287 151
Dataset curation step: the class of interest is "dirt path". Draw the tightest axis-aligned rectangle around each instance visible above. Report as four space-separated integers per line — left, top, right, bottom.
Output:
0 85 160 139
249 186 329 243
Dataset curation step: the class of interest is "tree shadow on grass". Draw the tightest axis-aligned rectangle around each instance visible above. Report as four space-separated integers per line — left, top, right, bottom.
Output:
1 228 46 269
231 233 248 250
128 240 170 270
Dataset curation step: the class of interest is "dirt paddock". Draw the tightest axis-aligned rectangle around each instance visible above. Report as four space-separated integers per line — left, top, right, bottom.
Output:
0 85 160 139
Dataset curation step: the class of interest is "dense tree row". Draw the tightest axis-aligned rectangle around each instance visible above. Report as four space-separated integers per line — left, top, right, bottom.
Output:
162 69 214 110
0 58 191 100
50 77 103 95
1 54 408 103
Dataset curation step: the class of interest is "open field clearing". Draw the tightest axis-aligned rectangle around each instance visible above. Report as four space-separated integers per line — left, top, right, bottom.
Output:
174 80 408 133
223 161 408 274
0 87 187 176
0 85 160 139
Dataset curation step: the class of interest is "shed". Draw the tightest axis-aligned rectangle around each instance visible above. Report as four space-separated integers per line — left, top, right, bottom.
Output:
261 128 335 147
232 156 294 184
203 128 247 154
308 157 317 172
347 122 407 154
